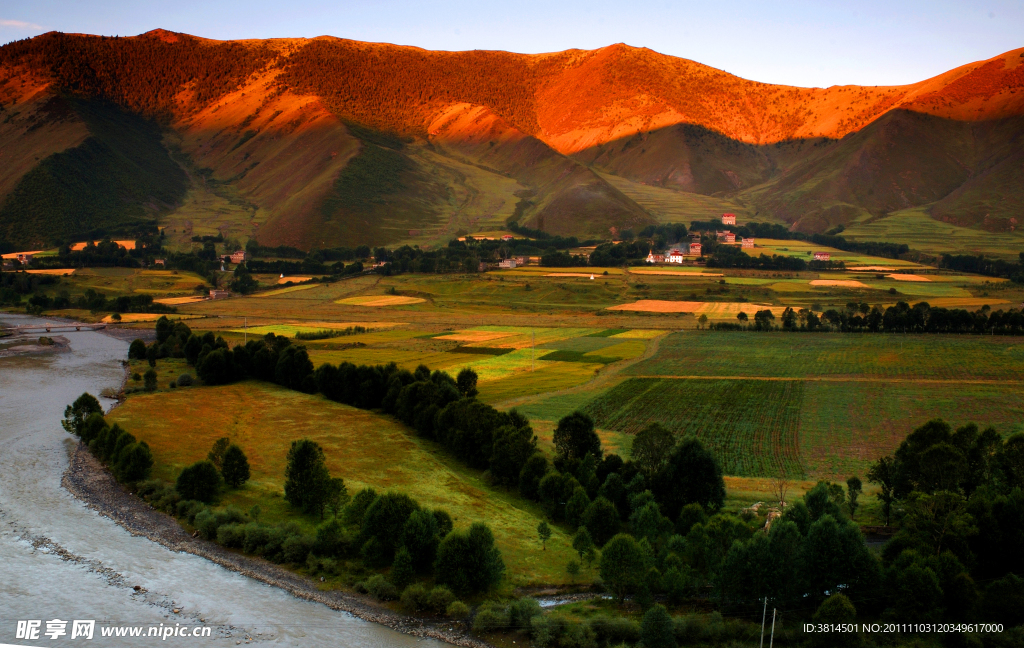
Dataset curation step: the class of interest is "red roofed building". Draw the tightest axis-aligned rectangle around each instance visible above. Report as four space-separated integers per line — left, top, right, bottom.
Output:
722 213 736 225
724 232 736 243
688 243 702 256
742 238 754 249
812 251 831 261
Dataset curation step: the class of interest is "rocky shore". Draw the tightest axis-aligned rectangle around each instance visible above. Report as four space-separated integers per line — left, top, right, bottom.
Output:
62 443 491 648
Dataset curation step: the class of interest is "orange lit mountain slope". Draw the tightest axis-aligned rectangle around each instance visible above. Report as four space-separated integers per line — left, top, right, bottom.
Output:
0 30 1021 249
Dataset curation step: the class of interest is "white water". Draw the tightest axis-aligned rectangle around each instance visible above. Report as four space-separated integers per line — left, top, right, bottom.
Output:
0 314 445 647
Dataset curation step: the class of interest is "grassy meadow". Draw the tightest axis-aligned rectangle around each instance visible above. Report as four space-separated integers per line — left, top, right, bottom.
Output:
108 379 577 588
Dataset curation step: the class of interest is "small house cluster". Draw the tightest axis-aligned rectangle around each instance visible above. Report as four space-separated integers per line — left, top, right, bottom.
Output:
812 251 831 261
221 250 248 264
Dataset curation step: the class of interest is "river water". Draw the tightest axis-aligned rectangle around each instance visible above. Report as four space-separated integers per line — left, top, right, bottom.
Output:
0 314 445 647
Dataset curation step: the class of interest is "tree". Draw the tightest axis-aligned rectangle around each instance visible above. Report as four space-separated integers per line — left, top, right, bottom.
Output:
208 437 230 469
566 559 581 582
811 594 859 648
143 368 157 392
537 520 551 550
651 437 726 519
553 412 601 462
390 547 414 589
867 456 897 526
128 338 147 360
736 311 749 322
519 453 549 500
583 497 620 546
640 604 677 648
326 477 349 519
197 348 234 385
565 487 591 528
490 424 537 488
846 476 863 518
456 368 478 398
284 439 332 518
401 508 441 571
898 491 977 560
572 527 594 561
362 492 420 562
221 444 250 488
434 522 505 594
631 423 676 477
175 460 221 502
600 534 646 602
62 392 102 436
114 442 153 482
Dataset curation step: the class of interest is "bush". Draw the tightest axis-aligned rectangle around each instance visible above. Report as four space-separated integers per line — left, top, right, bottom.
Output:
508 597 542 630
176 374 193 387
400 583 430 612
216 523 246 548
641 605 677 648
221 444 250 488
143 368 157 391
282 534 313 563
175 500 206 524
472 602 508 633
427 586 456 614
175 460 221 502
446 601 470 618
313 519 348 558
591 616 640 645
193 509 219 540
243 523 273 554
364 574 398 601
391 547 415 589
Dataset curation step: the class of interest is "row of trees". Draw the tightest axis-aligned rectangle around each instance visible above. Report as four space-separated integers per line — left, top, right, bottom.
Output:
62 393 153 482
712 302 1024 336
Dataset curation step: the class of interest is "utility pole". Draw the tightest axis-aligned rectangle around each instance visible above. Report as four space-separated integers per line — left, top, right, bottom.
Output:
760 598 768 648
244 316 247 344
769 608 777 648
532 330 535 371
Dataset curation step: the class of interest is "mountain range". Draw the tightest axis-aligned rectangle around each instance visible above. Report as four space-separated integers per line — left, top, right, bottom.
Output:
0 29 1022 251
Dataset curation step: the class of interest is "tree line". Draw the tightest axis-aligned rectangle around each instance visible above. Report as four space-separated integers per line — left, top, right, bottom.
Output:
710 301 1024 336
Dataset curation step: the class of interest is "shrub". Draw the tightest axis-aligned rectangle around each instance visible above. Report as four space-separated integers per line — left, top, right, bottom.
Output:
508 597 542 630
446 601 470 618
176 374 193 387
193 509 219 540
427 586 456 614
282 534 313 563
472 602 508 633
591 616 640 645
364 574 398 601
641 605 677 648
216 523 245 548
243 523 273 554
313 519 348 558
400 583 430 612
434 522 505 594
391 547 415 589
175 500 206 524
143 368 157 391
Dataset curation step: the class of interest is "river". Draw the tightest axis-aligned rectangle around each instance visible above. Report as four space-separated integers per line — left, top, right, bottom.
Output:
0 314 446 647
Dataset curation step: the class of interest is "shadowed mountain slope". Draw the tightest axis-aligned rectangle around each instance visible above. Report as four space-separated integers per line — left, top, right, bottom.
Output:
0 30 1021 249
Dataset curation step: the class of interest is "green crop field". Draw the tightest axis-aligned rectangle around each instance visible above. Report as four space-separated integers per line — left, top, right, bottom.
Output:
627 331 1024 382
842 206 1024 260
582 378 805 478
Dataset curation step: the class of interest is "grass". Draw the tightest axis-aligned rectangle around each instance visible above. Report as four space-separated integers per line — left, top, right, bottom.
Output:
627 331 1024 381
582 378 805 478
476 362 603 405
258 284 320 297
335 295 426 306
842 206 1024 260
107 380 577 586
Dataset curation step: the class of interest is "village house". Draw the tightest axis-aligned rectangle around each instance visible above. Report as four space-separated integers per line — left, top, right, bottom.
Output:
498 258 517 269
514 256 527 266
646 250 665 264
689 242 703 256
724 232 736 244
742 238 754 249
667 248 685 263
812 251 831 261
501 234 514 241
209 289 231 299
153 259 166 266
227 250 247 264
722 213 736 225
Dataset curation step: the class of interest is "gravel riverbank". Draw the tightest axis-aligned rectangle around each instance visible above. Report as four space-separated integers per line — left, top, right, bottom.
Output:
62 444 490 648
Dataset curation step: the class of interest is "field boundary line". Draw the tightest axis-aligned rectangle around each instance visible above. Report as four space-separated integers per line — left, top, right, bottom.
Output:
628 375 1024 385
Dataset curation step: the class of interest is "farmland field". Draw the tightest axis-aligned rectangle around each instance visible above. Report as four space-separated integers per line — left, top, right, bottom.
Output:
582 378 805 477
108 381 576 586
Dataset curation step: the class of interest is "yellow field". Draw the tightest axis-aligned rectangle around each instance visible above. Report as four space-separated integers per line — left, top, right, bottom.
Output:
335 295 427 306
154 296 207 305
24 268 76 275
610 329 668 339
108 382 576 585
278 276 313 284
103 313 205 323
887 274 931 282
628 268 724 277
308 348 480 371
476 362 603 404
258 284 320 297
810 280 869 288
607 300 785 318
448 348 558 382
231 322 405 337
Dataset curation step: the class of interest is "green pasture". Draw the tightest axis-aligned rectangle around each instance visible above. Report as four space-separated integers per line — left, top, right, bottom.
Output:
842 206 1024 260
